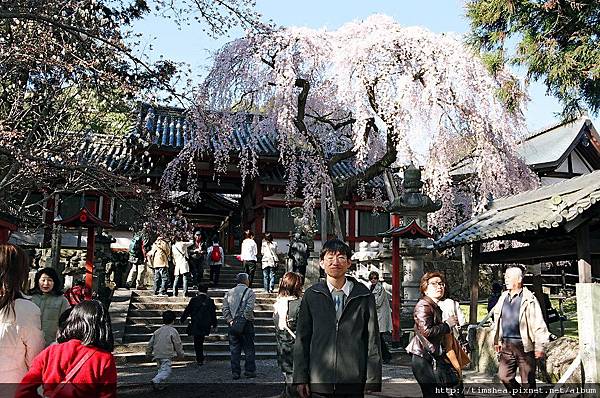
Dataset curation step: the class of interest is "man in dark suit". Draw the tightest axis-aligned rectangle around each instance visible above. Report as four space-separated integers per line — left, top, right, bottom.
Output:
180 284 217 366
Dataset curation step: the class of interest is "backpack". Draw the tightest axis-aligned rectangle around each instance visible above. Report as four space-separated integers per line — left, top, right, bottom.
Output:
128 234 143 257
210 245 222 262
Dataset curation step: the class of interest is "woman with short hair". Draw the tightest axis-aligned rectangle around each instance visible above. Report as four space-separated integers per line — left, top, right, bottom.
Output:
406 272 458 398
30 267 71 346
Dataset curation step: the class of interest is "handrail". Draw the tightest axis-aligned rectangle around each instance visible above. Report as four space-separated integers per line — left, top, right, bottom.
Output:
545 353 581 398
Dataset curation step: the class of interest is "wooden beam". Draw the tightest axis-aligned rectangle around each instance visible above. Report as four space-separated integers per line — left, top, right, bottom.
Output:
469 243 481 325
577 224 592 283
476 240 600 264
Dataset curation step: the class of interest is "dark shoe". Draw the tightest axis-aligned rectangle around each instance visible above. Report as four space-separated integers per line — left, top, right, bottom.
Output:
232 374 240 380
244 372 256 378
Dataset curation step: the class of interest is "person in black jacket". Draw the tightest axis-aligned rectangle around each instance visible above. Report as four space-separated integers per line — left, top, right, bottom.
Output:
405 272 458 398
293 239 381 397
180 284 217 366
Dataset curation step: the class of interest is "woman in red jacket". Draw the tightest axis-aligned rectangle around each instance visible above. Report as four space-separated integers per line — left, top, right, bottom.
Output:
17 300 117 398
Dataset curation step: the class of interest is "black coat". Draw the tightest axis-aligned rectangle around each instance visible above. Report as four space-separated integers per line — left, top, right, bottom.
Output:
274 297 302 374
292 277 382 394
181 293 217 336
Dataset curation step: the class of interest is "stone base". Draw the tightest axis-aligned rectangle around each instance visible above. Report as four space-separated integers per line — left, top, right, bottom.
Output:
304 255 321 288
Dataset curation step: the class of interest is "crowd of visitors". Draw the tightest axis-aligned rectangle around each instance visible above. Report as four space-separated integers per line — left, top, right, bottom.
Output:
0 226 553 398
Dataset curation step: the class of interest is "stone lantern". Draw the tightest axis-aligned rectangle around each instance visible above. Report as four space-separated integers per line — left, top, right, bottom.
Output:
380 164 441 341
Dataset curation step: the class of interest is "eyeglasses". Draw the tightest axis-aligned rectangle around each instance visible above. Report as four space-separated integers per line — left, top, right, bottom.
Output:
428 282 445 288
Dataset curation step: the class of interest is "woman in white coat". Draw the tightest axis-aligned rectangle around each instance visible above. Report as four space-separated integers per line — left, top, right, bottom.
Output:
369 271 392 363
0 244 45 395
171 236 194 297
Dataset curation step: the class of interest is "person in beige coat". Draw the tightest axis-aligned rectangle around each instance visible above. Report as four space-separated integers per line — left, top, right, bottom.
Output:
492 266 550 396
146 310 184 390
0 244 45 397
147 237 171 296
171 238 193 297
369 271 392 363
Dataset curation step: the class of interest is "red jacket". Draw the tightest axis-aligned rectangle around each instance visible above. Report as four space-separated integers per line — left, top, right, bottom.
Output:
17 339 116 398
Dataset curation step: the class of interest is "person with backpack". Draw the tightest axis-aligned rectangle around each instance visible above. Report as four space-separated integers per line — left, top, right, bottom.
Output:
126 228 155 290
207 237 224 287
180 285 217 366
171 235 194 297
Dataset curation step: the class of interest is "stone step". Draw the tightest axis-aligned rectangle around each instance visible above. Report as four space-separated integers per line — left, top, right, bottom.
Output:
118 340 277 352
129 297 277 307
124 322 275 332
114 350 277 364
123 332 275 343
132 290 277 299
127 316 275 326
124 324 275 335
128 303 275 314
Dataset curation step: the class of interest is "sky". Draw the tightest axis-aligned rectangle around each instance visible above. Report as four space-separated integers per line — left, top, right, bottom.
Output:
132 0 570 131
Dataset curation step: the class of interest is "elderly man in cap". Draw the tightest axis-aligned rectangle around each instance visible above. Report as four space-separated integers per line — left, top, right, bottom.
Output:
222 273 256 380
188 230 206 289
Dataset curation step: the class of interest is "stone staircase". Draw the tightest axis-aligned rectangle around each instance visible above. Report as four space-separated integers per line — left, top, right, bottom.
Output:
114 260 280 363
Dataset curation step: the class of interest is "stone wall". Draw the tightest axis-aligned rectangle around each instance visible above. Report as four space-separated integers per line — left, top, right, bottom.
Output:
471 326 581 383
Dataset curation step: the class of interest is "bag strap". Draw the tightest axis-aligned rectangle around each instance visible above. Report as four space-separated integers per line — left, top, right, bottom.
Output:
266 242 276 261
49 349 96 398
234 287 249 317
284 299 299 339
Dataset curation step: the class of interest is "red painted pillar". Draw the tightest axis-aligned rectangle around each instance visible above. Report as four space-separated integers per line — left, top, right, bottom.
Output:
391 213 401 342
85 227 95 300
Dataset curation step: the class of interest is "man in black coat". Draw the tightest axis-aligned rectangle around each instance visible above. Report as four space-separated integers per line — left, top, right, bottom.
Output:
293 239 382 397
180 284 217 365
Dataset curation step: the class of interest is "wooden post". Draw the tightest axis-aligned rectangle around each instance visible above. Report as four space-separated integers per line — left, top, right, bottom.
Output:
577 224 592 283
469 243 481 325
531 264 548 324
85 227 95 300
391 214 401 342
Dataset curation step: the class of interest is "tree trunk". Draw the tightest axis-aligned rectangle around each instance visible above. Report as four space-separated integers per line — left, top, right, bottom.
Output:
325 178 344 240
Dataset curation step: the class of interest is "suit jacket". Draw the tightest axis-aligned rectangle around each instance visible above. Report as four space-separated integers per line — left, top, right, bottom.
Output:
292 277 382 394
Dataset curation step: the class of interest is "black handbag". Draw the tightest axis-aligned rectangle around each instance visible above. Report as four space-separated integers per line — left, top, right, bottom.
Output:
415 333 460 388
229 287 249 336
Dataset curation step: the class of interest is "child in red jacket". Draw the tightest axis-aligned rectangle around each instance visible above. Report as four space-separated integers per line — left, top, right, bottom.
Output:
17 300 117 398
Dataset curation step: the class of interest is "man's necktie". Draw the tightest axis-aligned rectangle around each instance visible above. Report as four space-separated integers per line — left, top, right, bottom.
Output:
333 291 344 321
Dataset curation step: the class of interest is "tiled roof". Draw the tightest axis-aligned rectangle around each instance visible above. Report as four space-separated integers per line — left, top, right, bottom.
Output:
78 133 143 174
517 116 592 168
449 117 598 175
130 103 278 157
435 169 600 248
131 103 385 187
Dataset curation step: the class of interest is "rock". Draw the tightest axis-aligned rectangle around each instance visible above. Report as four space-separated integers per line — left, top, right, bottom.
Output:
540 337 581 384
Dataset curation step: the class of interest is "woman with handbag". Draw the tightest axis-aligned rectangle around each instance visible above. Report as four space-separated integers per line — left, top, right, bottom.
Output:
261 233 279 293
273 272 303 398
240 230 258 286
18 300 117 398
405 272 459 398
